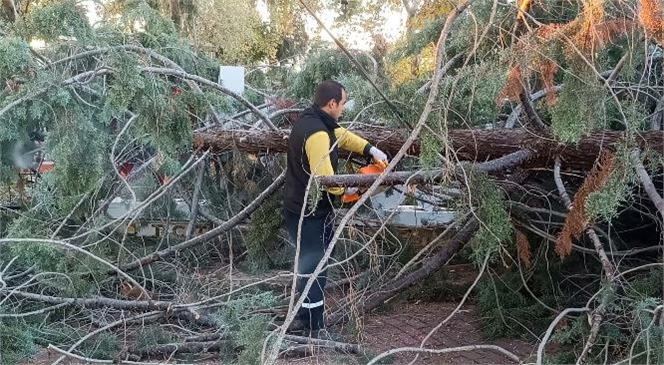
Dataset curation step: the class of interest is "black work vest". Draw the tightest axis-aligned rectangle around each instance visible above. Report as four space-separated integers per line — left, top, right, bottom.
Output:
283 106 340 217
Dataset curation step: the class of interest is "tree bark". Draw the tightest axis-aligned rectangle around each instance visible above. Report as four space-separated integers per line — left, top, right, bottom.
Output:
126 340 229 359
193 128 663 170
317 149 534 187
11 291 174 311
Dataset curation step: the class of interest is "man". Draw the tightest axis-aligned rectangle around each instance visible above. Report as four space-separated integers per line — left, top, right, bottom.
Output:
283 80 388 337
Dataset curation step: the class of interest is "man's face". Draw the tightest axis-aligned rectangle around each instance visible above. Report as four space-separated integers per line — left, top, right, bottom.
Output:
327 89 347 120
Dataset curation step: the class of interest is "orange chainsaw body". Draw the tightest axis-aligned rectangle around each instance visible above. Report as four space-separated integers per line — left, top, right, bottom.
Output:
340 159 388 203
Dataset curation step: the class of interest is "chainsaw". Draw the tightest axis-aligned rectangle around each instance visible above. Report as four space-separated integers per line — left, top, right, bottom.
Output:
340 157 389 204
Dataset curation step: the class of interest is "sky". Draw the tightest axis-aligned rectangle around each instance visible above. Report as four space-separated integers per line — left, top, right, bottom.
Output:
255 0 408 51
78 0 407 52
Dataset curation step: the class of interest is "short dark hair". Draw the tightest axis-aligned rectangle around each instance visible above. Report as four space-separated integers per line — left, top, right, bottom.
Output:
313 80 345 107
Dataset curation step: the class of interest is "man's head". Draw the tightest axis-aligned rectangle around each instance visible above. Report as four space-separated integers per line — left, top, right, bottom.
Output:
313 80 346 120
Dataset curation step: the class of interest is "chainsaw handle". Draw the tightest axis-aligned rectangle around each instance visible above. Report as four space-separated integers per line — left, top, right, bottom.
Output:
373 158 388 170
340 191 360 204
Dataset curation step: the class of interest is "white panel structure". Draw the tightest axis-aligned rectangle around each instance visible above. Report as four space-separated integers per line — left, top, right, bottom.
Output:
218 66 245 94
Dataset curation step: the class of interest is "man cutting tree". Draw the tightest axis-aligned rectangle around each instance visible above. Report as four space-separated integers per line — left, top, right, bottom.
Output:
283 79 388 338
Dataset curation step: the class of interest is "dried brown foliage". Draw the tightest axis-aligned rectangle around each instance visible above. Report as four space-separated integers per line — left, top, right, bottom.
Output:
496 64 523 105
639 0 664 46
516 229 532 267
577 19 635 54
574 0 604 53
555 151 616 258
539 59 558 106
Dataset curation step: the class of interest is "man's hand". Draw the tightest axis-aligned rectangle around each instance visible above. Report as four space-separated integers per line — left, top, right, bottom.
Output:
340 187 360 203
344 187 359 196
369 146 388 163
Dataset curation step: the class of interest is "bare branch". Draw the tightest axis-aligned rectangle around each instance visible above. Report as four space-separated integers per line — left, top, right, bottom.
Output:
118 172 285 272
0 238 149 298
47 344 185 365
630 149 664 220
367 344 521 365
537 307 590 365
126 340 229 359
10 291 176 311
317 149 534 187
51 311 163 365
186 162 206 240
282 334 362 353
141 66 278 131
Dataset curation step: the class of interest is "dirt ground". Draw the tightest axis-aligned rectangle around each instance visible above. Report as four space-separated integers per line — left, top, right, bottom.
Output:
352 301 535 364
275 301 536 365
20 264 538 365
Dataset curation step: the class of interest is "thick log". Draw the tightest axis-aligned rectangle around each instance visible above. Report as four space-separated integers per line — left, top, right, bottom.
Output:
193 128 664 170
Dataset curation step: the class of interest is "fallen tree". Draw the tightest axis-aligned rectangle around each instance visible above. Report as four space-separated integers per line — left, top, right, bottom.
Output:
1 1 663 364
193 127 664 170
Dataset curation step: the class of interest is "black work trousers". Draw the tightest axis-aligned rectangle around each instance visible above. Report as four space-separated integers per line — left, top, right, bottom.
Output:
284 209 334 332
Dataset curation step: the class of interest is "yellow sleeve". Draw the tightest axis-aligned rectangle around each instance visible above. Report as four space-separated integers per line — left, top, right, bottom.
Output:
305 131 345 196
334 127 371 155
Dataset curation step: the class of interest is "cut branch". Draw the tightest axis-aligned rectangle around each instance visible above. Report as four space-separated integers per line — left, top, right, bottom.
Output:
126 340 229 359
329 217 480 325
518 88 548 131
11 291 176 311
282 334 362 353
317 149 534 187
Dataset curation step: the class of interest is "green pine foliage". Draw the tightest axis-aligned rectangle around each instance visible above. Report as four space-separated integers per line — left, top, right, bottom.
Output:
134 325 177 351
20 0 93 42
585 146 636 222
0 320 38 364
213 292 279 363
462 171 513 263
475 271 553 339
0 37 33 87
244 193 286 272
437 56 510 127
419 132 442 168
80 332 120 360
550 70 609 143
287 47 378 101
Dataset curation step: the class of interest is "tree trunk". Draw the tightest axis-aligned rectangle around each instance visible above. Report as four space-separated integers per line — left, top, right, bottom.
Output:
193 128 663 170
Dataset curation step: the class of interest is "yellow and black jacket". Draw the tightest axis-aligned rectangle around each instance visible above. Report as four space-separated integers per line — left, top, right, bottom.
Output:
284 105 373 217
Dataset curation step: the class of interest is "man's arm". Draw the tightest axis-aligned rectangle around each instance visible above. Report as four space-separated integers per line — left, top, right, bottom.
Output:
334 127 372 156
335 127 388 162
305 131 345 195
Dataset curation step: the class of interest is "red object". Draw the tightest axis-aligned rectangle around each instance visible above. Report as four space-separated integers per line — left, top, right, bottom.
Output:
118 163 134 178
340 160 387 204
341 191 360 203
37 161 54 173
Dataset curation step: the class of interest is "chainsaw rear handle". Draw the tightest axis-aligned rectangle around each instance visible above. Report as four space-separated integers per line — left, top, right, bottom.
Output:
340 191 360 204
